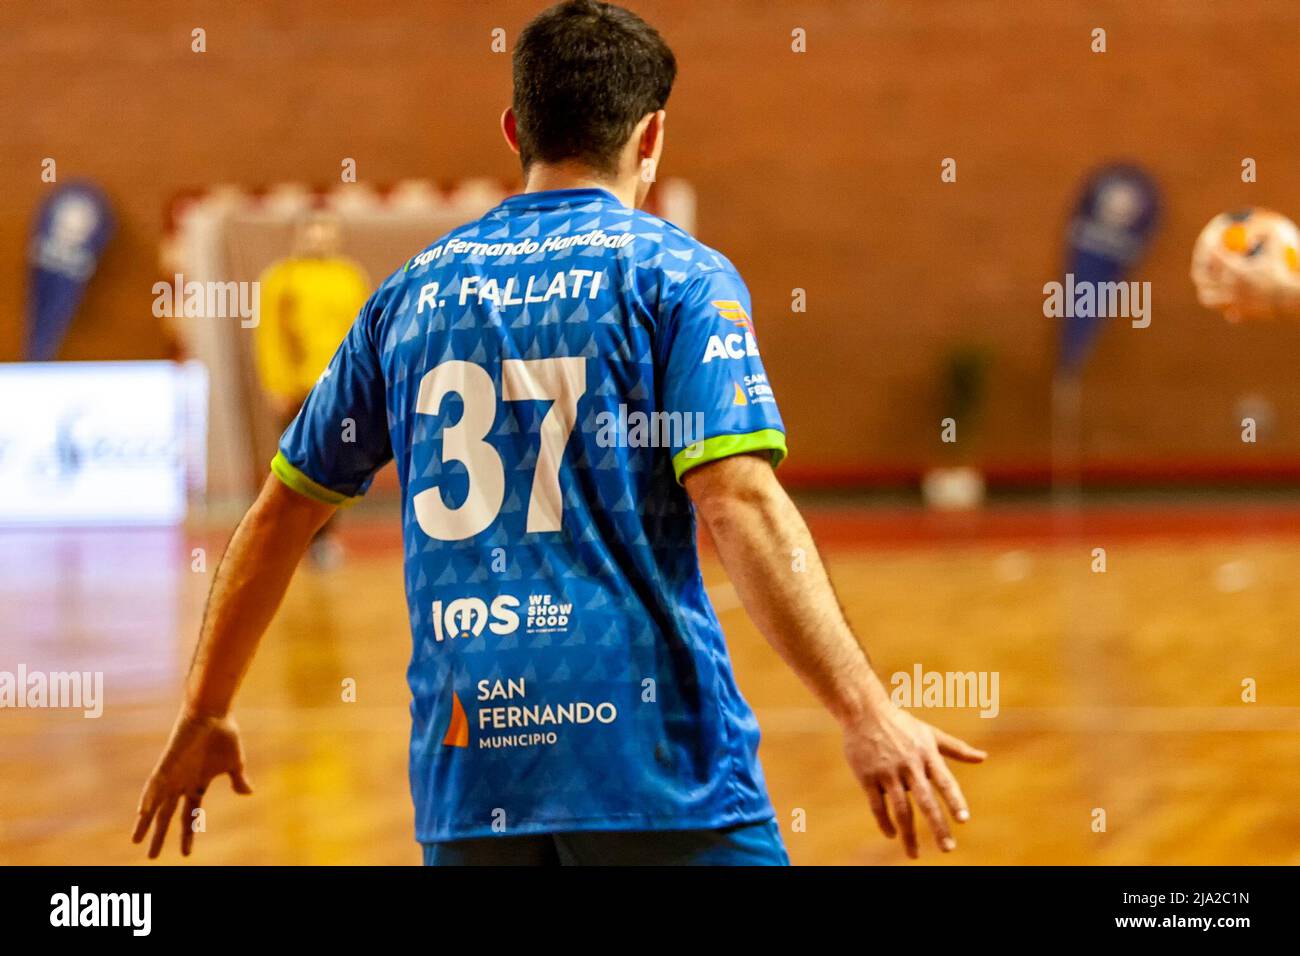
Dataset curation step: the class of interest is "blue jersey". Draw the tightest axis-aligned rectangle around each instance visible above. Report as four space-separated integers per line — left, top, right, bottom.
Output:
273 188 787 841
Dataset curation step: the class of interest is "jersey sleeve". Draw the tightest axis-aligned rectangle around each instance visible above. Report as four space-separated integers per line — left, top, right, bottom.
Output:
659 267 787 482
271 291 393 506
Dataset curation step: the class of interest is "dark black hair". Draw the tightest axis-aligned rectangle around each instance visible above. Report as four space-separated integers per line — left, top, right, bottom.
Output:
512 0 676 176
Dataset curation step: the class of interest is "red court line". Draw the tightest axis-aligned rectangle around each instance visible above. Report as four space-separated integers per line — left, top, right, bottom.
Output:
274 502 1300 558
791 504 1300 548
22 502 1290 572
781 458 1300 491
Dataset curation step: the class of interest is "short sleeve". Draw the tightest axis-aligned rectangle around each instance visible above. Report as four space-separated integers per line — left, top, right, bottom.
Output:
659 267 787 482
272 293 393 505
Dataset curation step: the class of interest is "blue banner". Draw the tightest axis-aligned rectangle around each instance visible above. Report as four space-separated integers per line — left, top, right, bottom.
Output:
1057 164 1160 374
25 182 115 361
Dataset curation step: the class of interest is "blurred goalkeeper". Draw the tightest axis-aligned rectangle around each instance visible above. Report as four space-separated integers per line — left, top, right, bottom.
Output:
254 211 370 567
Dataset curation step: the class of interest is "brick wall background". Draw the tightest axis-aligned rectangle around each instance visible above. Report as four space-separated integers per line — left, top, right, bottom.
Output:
3 0 1299 480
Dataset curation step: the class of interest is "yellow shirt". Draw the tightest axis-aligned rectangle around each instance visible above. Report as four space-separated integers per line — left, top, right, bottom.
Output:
254 256 370 402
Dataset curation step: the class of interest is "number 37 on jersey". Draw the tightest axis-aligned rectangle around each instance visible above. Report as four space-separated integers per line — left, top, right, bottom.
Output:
412 357 586 542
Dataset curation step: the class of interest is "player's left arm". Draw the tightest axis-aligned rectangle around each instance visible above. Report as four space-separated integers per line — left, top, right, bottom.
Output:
686 454 987 858
660 262 985 857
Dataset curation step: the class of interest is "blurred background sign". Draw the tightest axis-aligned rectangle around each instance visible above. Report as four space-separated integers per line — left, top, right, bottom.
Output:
24 181 114 362
0 361 207 526
1057 163 1161 375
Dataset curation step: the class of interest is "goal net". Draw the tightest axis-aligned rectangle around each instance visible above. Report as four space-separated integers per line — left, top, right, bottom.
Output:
163 178 697 505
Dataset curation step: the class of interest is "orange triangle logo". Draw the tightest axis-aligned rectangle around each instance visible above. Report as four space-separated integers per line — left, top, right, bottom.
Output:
442 691 469 748
732 382 748 406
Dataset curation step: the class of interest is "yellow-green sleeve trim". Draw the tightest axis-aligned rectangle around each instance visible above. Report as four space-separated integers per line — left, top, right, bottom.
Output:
270 451 358 507
672 429 788 483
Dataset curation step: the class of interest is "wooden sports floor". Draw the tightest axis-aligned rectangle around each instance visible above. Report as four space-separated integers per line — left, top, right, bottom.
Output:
4 500 1300 865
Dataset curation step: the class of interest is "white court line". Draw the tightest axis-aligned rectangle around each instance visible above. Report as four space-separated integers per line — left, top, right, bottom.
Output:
754 705 1300 735
18 701 1300 739
702 589 1300 733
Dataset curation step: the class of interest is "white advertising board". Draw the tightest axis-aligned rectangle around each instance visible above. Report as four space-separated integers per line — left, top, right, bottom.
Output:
0 361 208 525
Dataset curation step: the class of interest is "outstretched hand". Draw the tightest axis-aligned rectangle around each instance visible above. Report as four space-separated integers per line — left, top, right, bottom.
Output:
842 704 986 858
132 711 254 859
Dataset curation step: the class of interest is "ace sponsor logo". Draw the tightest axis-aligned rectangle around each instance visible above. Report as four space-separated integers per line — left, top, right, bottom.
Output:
701 331 760 363
702 299 761 364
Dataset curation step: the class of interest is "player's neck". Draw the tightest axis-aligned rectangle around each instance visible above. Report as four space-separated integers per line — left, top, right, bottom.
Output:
523 163 638 208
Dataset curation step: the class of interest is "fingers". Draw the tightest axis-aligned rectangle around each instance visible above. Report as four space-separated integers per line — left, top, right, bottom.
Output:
902 763 954 853
180 794 202 857
864 783 896 839
131 787 159 845
926 754 971 824
135 767 251 860
147 795 179 860
882 777 918 859
229 767 254 795
847 717 985 858
933 728 987 764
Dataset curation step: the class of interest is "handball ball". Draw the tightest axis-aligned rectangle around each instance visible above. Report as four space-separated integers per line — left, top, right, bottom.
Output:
1190 208 1300 318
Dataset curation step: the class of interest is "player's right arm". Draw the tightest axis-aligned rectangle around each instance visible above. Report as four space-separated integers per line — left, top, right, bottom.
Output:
134 284 394 859
132 476 335 858
685 453 987 858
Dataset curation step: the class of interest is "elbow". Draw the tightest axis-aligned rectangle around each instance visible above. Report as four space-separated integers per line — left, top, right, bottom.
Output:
685 456 786 539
